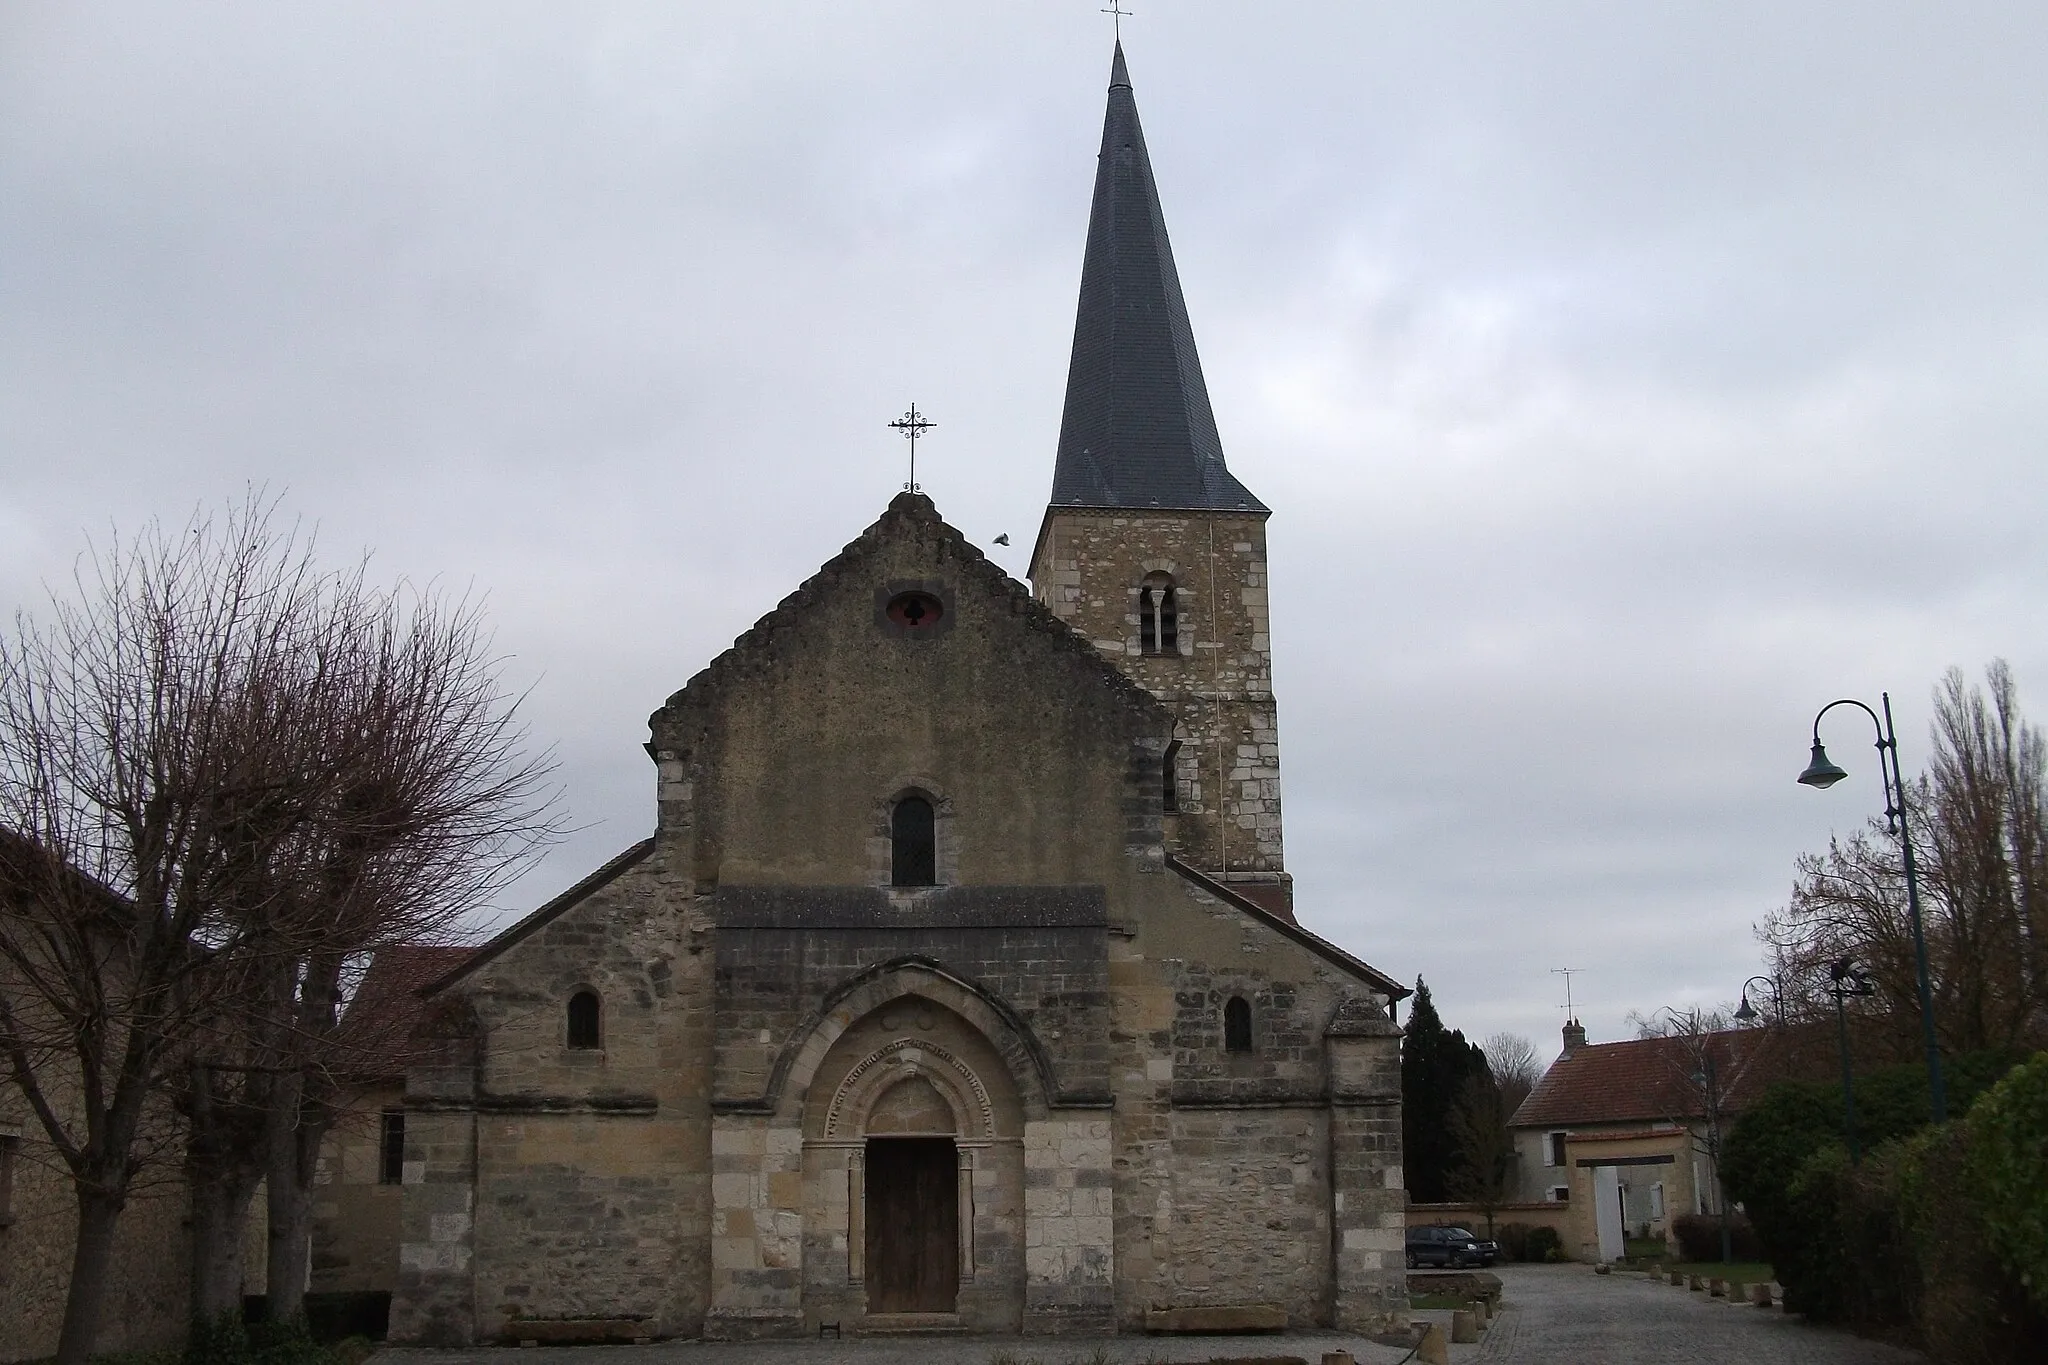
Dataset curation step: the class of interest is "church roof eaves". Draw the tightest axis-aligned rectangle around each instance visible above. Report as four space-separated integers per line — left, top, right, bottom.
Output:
418 838 656 997
1166 855 1409 1002
1046 43 1268 518
653 489 1170 730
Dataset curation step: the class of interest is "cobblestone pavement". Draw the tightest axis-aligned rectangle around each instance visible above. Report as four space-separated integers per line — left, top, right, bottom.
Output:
1478 1264 1927 1364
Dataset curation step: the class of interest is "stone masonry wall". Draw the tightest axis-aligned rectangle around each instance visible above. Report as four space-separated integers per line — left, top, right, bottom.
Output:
392 843 713 1344
1022 1117 1115 1333
1107 871 1407 1333
310 1084 404 1295
1031 509 1284 885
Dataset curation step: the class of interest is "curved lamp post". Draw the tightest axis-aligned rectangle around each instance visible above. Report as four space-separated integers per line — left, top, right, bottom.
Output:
1732 975 1783 1029
1799 694 1947 1123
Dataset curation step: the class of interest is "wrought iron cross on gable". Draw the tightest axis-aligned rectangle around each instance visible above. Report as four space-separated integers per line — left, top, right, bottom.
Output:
889 403 935 492
1102 1 1131 40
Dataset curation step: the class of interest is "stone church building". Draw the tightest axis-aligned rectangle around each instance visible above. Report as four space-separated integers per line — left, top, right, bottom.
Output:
389 44 1409 1343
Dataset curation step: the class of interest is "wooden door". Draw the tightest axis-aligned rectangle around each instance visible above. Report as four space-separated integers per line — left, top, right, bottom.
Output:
864 1137 959 1313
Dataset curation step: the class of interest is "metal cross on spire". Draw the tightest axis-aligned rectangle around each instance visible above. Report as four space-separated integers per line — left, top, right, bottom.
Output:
888 403 935 492
1101 1 1130 40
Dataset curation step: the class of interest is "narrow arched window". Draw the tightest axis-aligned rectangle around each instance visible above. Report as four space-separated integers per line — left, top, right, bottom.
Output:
1161 739 1182 813
891 795 936 887
1140 574 1178 656
1224 996 1253 1053
567 989 602 1049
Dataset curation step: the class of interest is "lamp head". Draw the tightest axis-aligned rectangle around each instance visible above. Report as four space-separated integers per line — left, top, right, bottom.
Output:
1799 742 1849 789
1733 994 1757 1025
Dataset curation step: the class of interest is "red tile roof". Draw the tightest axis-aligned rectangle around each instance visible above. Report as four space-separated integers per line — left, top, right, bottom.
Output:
1510 1030 1778 1130
333 944 477 1080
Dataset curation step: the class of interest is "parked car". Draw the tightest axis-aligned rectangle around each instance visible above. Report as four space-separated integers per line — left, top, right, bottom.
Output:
1406 1224 1499 1269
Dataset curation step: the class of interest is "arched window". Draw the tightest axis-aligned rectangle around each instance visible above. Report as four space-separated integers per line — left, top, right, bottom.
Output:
891 795 936 887
1139 574 1178 656
1161 739 1182 813
1224 996 1253 1053
567 989 602 1050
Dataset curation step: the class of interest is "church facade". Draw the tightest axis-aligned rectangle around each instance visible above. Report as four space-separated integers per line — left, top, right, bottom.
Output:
388 44 1408 1344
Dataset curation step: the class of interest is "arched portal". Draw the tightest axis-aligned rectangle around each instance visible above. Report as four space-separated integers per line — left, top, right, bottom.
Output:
861 1077 958 1312
799 996 1024 1331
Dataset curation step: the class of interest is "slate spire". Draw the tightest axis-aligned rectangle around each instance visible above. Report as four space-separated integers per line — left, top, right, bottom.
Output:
1047 42 1265 513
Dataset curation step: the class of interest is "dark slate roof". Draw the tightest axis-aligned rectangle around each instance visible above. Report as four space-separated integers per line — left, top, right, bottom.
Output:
1047 43 1266 514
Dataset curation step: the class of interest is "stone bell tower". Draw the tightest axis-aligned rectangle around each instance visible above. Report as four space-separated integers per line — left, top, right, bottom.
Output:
1028 42 1290 918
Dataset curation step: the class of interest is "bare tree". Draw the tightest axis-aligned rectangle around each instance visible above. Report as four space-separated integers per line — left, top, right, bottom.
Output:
0 497 557 1361
1762 662 2048 1060
1446 1069 1516 1236
1481 1031 1542 1116
1632 1006 1754 1263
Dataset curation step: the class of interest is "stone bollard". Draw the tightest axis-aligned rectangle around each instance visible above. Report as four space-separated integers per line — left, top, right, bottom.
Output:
1727 1281 1745 1304
1688 1274 1704 1291
1322 1353 1357 1365
1595 1262 1611 1275
1669 1269 1685 1286
1451 1309 1478 1344
1472 1297 1490 1328
1710 1278 1727 1298
1416 1321 1449 1365
1751 1283 1774 1307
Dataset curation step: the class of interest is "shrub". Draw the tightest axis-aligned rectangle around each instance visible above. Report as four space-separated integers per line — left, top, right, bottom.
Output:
1523 1225 1562 1262
1669 1211 1763 1264
1962 1052 2048 1312
1494 1222 1532 1262
1722 1048 2028 1300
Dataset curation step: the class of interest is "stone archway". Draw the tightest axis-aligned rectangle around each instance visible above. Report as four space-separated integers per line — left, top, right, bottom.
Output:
798 996 1024 1332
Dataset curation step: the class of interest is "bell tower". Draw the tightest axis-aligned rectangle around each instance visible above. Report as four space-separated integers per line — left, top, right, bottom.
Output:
1029 43 1290 917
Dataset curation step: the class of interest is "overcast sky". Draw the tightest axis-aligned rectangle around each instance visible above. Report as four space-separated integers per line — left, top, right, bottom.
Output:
6 2 2045 1064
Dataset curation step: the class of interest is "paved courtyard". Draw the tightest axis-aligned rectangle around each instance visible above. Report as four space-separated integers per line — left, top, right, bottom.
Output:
373 1263 1929 1365
1476 1264 1926 1364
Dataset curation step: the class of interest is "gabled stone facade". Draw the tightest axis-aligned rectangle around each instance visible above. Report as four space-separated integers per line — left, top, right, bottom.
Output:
386 39 1409 1347
386 496 1407 1342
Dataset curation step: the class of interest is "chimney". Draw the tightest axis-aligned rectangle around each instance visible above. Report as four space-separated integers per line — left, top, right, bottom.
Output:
1562 1018 1588 1053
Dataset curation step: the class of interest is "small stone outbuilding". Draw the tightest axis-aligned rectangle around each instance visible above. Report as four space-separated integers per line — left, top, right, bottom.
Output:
387 41 1409 1344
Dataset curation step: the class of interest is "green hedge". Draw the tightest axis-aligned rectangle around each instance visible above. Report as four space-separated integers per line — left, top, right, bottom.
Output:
1724 1052 2048 1362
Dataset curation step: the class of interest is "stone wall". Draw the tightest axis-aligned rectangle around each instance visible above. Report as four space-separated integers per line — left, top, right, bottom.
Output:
311 1084 404 1294
0 1104 192 1363
1031 508 1285 888
388 495 1407 1342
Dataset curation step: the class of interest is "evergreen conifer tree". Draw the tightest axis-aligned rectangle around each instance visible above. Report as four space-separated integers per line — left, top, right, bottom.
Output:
1401 977 1494 1203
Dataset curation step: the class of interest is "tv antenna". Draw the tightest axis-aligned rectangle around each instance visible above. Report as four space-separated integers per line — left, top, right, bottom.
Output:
888 403 935 492
1551 967 1581 1020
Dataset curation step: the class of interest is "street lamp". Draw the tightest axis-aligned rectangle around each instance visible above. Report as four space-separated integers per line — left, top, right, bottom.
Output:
1829 957 1877 1161
1799 694 1948 1123
1733 975 1783 1029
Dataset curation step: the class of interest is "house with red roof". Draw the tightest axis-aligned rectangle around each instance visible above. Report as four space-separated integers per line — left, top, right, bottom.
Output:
1508 1019 1777 1262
